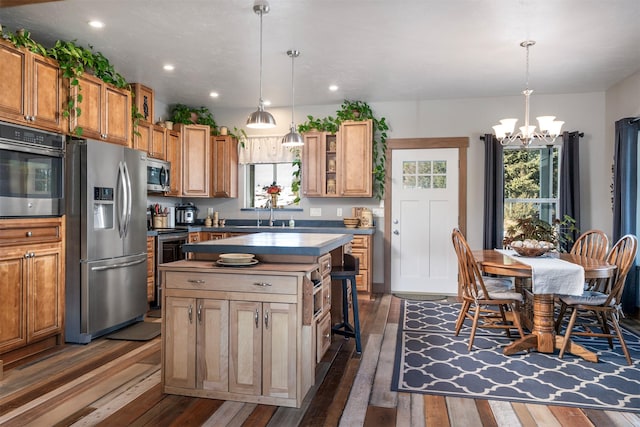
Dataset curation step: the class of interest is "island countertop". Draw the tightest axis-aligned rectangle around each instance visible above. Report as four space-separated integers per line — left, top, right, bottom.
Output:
182 232 352 256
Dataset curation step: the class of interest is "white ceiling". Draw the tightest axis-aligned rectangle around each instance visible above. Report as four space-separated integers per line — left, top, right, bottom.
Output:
2 0 640 114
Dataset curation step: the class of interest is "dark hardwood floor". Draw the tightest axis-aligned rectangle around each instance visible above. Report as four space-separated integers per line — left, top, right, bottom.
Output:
1 295 639 426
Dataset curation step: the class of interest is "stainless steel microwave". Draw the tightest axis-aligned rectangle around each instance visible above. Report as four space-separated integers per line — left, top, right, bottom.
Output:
147 158 171 192
0 121 65 217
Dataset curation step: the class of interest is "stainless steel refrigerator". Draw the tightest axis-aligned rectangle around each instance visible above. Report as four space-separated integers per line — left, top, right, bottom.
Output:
65 138 148 343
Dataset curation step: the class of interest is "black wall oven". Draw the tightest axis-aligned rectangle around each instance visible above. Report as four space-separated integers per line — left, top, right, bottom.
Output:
0 120 65 217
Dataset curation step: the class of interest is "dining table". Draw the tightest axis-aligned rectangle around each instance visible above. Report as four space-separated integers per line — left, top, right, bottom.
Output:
473 249 616 362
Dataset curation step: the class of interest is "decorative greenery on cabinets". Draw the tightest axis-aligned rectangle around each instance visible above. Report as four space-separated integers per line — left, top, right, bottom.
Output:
297 100 389 200
170 104 218 134
2 27 129 134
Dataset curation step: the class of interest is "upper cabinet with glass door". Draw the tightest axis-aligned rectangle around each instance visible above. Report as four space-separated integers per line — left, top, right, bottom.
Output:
302 119 373 198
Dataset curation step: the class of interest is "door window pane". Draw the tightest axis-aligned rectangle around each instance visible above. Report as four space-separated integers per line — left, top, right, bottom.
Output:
402 160 447 189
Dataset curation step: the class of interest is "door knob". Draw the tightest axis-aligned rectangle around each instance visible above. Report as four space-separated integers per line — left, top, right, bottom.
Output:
393 219 399 224
393 230 399 235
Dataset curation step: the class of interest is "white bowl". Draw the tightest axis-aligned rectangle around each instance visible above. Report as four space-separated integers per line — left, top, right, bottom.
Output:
218 253 255 263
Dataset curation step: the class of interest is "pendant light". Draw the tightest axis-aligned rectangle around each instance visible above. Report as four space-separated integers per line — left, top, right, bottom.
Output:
282 49 304 147
246 0 276 129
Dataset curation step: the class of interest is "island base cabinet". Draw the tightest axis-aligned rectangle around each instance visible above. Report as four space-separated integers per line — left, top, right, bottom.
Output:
164 297 229 391
161 264 315 407
229 301 297 399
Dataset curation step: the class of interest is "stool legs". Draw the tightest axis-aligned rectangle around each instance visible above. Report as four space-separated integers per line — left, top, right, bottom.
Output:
331 276 362 354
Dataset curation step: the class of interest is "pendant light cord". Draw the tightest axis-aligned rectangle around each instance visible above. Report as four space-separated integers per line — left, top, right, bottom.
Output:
290 51 295 125
258 9 264 106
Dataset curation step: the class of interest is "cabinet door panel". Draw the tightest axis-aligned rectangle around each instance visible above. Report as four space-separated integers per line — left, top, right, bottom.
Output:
0 43 27 119
28 248 62 342
198 299 229 391
31 55 62 131
0 253 26 353
301 132 324 197
151 125 166 159
74 75 103 139
104 86 131 146
229 301 262 395
181 124 210 196
165 130 181 196
164 297 197 388
338 121 372 197
262 302 296 399
133 121 151 153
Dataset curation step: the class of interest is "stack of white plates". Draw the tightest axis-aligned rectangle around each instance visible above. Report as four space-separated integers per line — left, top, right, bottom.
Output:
216 253 258 266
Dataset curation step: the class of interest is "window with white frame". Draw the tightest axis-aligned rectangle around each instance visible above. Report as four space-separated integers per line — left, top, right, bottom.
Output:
239 136 299 208
503 145 561 230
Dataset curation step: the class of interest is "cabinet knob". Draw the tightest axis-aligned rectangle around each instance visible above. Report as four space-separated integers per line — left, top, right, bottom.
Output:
26 231 32 237
24 252 30 258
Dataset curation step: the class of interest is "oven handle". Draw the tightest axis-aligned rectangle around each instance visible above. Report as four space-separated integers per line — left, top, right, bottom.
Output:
91 258 146 271
0 140 64 157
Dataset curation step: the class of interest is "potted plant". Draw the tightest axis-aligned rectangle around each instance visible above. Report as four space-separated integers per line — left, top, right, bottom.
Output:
170 104 217 134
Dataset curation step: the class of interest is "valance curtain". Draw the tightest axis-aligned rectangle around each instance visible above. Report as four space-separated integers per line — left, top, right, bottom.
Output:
482 134 504 249
613 117 639 312
559 131 581 247
238 136 296 164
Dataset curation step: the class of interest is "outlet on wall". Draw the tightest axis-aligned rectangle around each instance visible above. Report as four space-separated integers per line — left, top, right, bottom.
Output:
337 208 342 217
310 208 322 217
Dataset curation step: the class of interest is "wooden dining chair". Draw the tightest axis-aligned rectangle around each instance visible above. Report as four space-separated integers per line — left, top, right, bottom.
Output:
451 228 526 351
570 229 610 291
555 234 638 365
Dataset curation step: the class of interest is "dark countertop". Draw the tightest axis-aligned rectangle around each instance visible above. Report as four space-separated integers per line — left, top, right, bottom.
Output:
182 232 353 256
147 219 375 237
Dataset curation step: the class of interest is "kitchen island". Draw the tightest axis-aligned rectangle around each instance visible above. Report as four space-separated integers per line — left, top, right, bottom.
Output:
159 232 351 407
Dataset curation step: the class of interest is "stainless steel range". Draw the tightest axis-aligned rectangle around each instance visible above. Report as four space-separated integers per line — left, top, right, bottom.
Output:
152 229 188 307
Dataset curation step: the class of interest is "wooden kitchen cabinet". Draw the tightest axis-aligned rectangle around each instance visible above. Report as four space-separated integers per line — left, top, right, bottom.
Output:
0 217 65 366
349 234 372 293
161 264 315 407
0 40 64 132
302 120 372 197
146 236 155 302
177 124 210 197
69 73 131 146
164 297 228 391
165 129 181 196
211 135 238 198
131 83 154 123
229 300 297 398
133 122 166 160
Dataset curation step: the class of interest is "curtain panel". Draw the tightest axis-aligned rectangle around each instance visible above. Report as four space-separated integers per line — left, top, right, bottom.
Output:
613 117 639 312
238 136 296 164
559 131 581 248
482 134 504 250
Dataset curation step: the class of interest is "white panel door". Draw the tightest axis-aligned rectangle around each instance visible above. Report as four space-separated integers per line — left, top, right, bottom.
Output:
391 148 459 294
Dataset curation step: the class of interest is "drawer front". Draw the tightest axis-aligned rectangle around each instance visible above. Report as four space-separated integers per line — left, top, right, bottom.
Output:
0 222 62 246
351 247 368 270
318 253 332 277
351 235 367 248
165 271 298 294
355 271 369 293
316 311 331 363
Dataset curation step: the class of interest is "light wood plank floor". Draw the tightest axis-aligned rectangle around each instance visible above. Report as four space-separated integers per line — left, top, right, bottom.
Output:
1 295 639 426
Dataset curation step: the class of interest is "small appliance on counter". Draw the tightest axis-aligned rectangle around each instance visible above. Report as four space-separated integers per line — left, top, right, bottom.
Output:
176 202 198 225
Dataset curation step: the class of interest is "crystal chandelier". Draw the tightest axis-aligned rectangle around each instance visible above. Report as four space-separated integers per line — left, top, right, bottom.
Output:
492 41 564 147
246 0 276 129
282 49 304 147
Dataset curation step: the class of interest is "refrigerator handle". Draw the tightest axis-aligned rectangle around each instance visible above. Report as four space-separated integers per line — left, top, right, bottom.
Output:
122 161 132 237
117 161 126 238
91 257 147 271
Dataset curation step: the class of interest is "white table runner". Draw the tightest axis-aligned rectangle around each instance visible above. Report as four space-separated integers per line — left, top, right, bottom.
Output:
495 249 585 296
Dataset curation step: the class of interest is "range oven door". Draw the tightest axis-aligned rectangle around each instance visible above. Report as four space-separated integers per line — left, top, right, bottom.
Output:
0 140 64 216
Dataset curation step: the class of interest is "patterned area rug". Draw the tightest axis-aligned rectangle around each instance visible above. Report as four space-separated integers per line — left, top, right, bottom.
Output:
391 300 640 412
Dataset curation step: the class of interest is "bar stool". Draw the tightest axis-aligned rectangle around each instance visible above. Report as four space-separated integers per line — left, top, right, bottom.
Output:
331 254 362 353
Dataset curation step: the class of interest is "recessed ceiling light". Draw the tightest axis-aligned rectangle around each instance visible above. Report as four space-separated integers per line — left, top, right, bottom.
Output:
88 20 104 29
209 92 219 98
163 64 175 71
263 100 272 106
329 85 339 92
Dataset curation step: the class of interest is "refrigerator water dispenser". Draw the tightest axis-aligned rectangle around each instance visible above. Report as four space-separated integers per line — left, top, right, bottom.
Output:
93 187 114 230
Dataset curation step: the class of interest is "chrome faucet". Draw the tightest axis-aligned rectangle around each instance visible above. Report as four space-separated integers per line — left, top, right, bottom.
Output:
266 198 275 226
